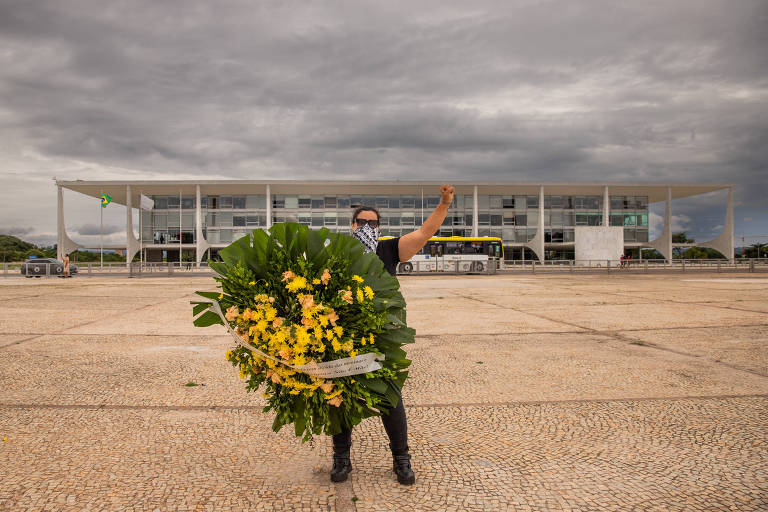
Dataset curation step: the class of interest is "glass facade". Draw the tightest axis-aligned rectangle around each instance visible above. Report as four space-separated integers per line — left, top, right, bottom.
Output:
139 192 649 249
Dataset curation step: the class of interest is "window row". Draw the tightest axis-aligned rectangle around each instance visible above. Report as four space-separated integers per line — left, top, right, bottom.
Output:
143 211 650 230
148 194 649 212
144 226 649 245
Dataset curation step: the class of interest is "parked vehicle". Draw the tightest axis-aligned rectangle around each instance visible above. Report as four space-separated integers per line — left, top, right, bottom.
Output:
20 258 78 277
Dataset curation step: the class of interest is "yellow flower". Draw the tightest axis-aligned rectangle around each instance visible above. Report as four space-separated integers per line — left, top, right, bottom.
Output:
333 326 343 337
341 340 353 352
312 278 321 285
286 276 308 293
352 275 364 283
369 333 375 345
225 350 233 361
218 293 224 300
248 281 256 286
349 350 358 358
318 315 329 327
324 388 343 400
321 268 331 285
356 288 364 303
331 339 342 352
262 392 269 398
364 286 374 300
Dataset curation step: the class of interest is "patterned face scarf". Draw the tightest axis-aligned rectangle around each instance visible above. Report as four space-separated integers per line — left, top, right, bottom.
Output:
352 223 380 253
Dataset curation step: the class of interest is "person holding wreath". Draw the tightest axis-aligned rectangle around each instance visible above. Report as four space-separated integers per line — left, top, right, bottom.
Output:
331 184 455 485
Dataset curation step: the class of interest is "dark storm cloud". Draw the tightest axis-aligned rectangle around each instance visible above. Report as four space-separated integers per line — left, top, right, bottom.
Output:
75 224 121 236
0 0 767 238
0 226 33 236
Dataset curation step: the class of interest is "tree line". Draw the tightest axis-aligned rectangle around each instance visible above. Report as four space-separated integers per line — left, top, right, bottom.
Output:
0 235 127 263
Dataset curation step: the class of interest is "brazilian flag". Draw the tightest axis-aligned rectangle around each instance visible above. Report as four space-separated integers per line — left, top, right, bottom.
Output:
101 193 112 208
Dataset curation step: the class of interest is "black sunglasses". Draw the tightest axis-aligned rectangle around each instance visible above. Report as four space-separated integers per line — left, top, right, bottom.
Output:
354 218 379 228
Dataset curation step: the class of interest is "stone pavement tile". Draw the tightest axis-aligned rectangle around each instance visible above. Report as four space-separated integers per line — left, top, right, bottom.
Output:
400 276 539 291
62 296 207 336
7 294 160 311
0 408 337 512
0 306 108 334
403 333 768 405
40 278 210 298
706 300 768 313
405 298 585 335
457 289 654 311
625 325 768 375
0 334 264 407
352 397 768 512
516 302 768 331
0 334 34 348
1 398 765 512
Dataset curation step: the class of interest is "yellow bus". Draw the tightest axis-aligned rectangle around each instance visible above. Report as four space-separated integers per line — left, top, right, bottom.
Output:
381 236 504 273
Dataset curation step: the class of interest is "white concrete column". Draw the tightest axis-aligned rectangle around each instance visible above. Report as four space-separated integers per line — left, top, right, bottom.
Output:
57 185 64 261
265 184 272 229
125 185 140 267
538 185 545 260
603 185 609 227
56 185 80 260
650 186 672 260
195 184 208 266
472 185 478 237
524 185 545 262
701 186 734 261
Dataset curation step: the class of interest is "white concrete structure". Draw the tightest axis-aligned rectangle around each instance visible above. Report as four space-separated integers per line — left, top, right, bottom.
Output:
55 180 735 264
575 227 624 264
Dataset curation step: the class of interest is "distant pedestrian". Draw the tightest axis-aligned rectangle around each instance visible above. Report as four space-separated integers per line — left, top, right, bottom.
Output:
619 254 626 269
63 254 71 278
626 254 632 269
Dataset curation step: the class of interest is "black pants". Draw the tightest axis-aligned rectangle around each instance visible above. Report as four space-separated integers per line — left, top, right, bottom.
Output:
332 397 409 455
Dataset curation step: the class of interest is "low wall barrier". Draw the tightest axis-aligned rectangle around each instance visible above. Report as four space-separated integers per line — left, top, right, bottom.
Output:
2 259 767 277
499 258 768 274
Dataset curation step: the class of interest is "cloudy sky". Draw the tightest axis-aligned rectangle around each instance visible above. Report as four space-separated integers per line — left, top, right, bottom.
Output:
0 0 766 248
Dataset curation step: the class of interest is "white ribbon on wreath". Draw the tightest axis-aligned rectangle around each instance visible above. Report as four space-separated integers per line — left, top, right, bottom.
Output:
205 301 384 379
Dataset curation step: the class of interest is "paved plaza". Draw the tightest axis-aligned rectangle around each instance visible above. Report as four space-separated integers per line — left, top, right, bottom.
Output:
0 273 767 511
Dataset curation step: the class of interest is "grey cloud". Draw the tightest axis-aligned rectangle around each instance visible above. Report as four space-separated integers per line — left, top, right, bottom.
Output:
75 224 121 236
0 0 766 238
0 226 33 236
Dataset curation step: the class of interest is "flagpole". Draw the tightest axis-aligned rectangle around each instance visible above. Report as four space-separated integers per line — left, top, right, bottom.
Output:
100 191 104 269
139 190 143 268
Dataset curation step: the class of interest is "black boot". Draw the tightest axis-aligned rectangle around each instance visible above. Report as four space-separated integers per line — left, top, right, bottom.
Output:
330 451 352 483
392 452 415 485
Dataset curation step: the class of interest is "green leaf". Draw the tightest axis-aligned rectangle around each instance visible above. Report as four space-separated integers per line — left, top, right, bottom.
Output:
191 302 210 316
293 398 307 438
193 310 224 327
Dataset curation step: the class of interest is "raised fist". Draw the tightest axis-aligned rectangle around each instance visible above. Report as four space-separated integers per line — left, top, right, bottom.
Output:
440 184 455 205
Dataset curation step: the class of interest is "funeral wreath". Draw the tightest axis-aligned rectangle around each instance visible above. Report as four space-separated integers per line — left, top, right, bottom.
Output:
192 223 414 442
